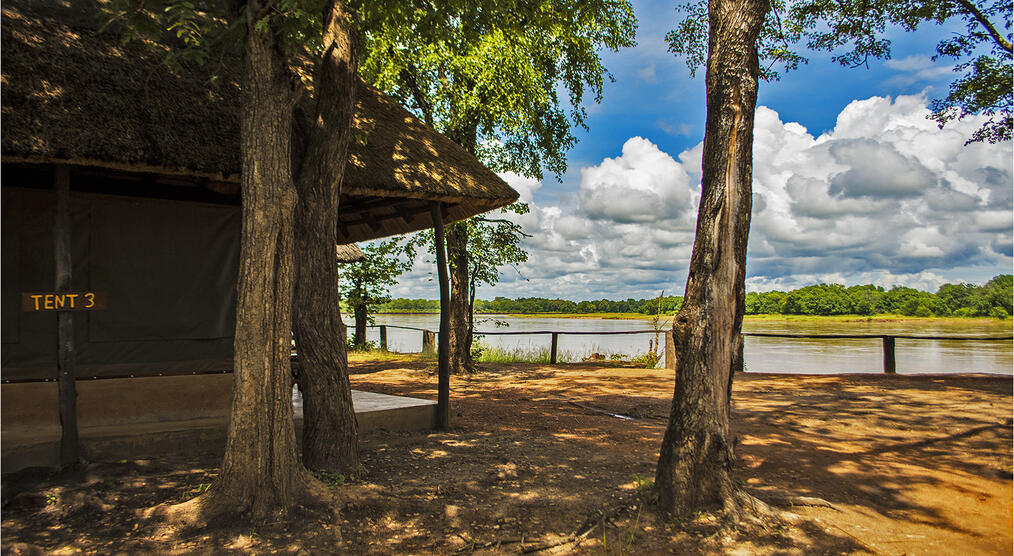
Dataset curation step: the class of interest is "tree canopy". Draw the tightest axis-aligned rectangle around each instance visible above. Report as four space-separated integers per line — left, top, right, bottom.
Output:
340 239 414 347
668 0 1013 143
357 0 637 177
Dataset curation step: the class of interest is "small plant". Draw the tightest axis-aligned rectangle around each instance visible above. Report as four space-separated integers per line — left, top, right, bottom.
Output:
312 464 367 487
594 505 643 556
640 291 672 369
632 351 661 368
45 493 58 505
470 337 486 361
312 470 348 487
631 473 654 493
346 338 378 352
194 482 212 494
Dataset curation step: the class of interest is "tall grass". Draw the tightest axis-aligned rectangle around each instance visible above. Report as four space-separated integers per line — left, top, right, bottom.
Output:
475 344 580 364
473 341 661 367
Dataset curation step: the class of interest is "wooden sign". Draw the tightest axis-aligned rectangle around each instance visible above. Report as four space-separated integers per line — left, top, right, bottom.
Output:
21 292 107 312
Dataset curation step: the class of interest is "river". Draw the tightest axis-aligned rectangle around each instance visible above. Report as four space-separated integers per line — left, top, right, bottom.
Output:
352 314 1013 375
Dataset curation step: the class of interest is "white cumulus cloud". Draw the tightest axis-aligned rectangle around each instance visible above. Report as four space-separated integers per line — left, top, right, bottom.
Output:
578 137 697 223
390 94 1012 301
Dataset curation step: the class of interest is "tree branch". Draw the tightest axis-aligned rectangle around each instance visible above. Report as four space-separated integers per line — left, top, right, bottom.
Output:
956 0 1013 54
399 62 434 127
475 217 532 237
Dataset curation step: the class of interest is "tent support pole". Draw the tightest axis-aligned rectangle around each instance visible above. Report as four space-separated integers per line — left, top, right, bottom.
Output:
430 201 451 430
54 164 81 466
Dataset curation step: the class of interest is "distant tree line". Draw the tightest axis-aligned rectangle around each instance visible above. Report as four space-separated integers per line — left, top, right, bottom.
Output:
381 295 685 315
381 275 1013 318
746 275 1012 318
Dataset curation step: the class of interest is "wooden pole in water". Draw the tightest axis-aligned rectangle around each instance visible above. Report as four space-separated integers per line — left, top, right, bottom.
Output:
430 202 450 430
379 325 388 351
54 165 81 466
882 336 897 374
550 333 559 364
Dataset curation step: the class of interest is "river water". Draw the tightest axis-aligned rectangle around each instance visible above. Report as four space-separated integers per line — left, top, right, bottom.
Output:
353 314 1013 375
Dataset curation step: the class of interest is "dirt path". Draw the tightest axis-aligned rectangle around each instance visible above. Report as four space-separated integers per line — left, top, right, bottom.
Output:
3 362 1011 555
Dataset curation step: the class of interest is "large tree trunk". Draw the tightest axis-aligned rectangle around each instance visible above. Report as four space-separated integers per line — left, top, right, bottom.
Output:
353 303 368 347
159 2 331 523
653 0 767 518
446 221 473 373
292 1 360 475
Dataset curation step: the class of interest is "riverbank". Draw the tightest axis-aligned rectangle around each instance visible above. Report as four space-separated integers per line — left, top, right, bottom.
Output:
377 311 1013 326
4 359 1010 554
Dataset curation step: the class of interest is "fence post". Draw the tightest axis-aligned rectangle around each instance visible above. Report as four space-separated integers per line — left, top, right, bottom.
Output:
664 330 676 370
550 333 559 364
422 330 436 355
882 335 896 374
379 325 388 351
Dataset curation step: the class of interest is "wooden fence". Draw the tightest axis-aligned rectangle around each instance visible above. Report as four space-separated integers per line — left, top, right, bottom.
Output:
368 325 1013 374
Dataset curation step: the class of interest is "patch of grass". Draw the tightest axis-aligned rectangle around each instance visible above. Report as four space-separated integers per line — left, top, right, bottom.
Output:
631 352 661 368
743 313 1011 325
475 344 579 364
590 505 643 556
502 312 653 320
311 465 367 488
631 473 654 493
346 349 421 364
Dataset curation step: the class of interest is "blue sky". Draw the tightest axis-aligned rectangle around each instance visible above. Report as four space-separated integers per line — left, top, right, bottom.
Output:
389 0 1013 301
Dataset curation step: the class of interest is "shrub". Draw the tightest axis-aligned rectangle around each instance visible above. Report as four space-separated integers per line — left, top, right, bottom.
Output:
632 351 661 368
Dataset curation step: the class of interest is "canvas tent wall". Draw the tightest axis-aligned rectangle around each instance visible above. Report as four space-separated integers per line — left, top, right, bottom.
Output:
1 0 518 383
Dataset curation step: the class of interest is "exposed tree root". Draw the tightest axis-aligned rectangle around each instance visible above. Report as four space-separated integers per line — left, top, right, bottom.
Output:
141 471 340 539
720 489 777 529
714 488 838 534
752 491 838 510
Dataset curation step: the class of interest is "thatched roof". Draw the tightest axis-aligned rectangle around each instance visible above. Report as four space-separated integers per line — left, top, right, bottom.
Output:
1 0 518 242
335 244 365 263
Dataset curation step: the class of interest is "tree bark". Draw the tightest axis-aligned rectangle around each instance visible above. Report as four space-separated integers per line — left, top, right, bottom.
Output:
353 303 368 347
292 0 360 474
653 0 767 518
446 221 473 373
171 2 330 521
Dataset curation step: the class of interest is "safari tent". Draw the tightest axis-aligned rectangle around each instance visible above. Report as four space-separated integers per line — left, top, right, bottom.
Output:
1 1 518 468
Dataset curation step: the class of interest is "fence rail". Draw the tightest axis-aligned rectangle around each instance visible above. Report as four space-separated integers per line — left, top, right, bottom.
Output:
366 324 1012 373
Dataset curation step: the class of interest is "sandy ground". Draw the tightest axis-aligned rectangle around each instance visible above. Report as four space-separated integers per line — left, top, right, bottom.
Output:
3 360 1011 555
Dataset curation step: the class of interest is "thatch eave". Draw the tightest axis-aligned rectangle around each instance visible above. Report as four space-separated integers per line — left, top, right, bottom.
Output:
1 0 519 242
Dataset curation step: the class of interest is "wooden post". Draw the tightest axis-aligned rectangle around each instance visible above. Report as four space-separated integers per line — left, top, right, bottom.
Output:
664 330 676 370
54 165 81 466
379 325 388 351
882 336 897 374
430 202 451 430
422 330 436 355
550 333 559 364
